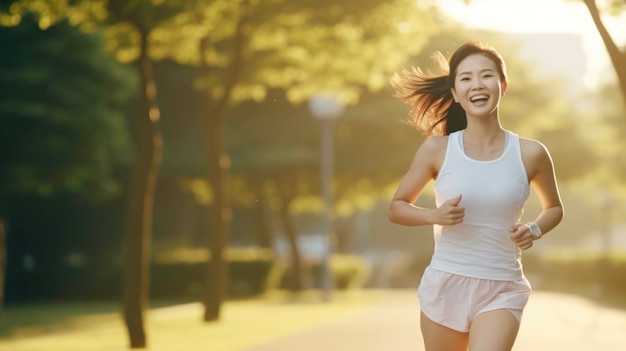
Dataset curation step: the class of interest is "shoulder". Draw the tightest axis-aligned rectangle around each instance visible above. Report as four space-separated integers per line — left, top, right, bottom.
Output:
519 137 550 160
415 134 448 160
406 134 448 165
421 135 449 151
518 136 554 175
410 134 449 174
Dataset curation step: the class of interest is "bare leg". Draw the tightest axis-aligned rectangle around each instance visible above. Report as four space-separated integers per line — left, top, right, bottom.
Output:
468 309 520 351
420 312 469 351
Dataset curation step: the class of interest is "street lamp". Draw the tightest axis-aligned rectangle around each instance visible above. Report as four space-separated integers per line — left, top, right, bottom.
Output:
308 95 344 302
598 190 613 258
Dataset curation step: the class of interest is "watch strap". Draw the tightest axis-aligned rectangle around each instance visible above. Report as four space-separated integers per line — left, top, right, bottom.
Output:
525 221 542 239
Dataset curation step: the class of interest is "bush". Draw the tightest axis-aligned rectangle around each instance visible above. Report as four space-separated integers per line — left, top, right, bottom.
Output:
267 254 373 292
308 254 372 290
382 251 626 297
5 247 275 303
328 254 372 290
152 247 274 299
522 251 626 295
151 259 274 299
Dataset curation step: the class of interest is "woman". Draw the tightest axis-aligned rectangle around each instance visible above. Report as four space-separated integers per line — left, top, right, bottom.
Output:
388 42 563 351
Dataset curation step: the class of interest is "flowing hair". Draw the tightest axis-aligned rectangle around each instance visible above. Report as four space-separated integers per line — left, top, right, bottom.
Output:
392 42 507 136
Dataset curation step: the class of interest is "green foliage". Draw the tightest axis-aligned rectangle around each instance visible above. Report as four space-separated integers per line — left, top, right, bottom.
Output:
610 0 626 13
7 246 275 301
267 253 372 291
5 0 440 211
1 0 106 30
152 259 274 298
152 246 274 264
186 22 598 216
579 81 626 191
220 88 421 214
151 246 275 297
1 0 189 61
151 0 437 104
0 0 182 28
524 251 626 295
598 0 626 16
327 254 372 290
0 16 134 200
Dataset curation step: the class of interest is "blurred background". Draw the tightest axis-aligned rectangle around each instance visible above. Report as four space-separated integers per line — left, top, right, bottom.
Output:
0 0 625 350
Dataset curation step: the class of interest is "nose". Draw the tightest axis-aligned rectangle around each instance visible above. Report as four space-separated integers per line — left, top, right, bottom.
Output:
471 79 485 90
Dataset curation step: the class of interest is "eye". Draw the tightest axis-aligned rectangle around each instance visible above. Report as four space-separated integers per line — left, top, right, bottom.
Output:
483 74 493 78
460 77 470 81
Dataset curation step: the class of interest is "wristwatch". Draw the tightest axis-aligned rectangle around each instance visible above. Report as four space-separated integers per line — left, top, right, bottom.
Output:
526 222 542 239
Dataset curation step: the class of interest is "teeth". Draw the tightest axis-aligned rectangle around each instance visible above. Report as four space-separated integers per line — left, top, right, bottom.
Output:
470 95 489 102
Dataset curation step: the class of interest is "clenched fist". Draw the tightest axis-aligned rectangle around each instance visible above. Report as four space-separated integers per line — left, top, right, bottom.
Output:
509 223 534 250
434 194 465 226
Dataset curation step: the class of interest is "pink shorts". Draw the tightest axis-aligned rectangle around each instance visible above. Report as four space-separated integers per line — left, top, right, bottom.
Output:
417 266 532 332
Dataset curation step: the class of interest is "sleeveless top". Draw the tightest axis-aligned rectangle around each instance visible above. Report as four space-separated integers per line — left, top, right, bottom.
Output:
430 129 530 281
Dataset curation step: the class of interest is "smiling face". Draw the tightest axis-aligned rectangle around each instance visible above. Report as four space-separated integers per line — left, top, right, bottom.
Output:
451 53 508 119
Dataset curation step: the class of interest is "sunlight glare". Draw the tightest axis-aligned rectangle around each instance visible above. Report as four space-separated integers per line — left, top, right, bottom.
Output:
437 0 626 88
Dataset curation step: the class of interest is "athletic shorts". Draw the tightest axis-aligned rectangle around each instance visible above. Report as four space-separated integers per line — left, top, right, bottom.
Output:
417 266 532 332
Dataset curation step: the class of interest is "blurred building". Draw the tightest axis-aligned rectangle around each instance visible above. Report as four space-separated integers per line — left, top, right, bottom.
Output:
504 32 588 97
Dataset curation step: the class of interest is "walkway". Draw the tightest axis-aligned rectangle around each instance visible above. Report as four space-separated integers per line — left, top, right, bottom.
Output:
243 290 626 351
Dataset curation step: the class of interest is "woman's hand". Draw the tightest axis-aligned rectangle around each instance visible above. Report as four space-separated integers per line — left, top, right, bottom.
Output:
433 194 465 226
509 223 534 250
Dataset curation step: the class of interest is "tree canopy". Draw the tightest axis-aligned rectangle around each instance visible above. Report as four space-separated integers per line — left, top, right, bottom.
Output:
145 0 437 105
0 15 134 201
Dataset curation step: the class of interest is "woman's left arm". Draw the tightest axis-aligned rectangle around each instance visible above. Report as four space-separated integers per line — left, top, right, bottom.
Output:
510 139 564 249
528 140 564 235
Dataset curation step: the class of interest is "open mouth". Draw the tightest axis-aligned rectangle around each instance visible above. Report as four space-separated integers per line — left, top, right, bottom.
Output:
470 95 489 104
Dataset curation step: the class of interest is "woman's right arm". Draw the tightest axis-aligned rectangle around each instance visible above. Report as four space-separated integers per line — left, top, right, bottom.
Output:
388 136 463 227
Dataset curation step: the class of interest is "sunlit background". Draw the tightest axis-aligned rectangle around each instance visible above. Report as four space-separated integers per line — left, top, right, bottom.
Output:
0 0 625 350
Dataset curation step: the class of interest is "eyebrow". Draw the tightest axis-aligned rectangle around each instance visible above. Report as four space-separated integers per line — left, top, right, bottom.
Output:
458 68 496 76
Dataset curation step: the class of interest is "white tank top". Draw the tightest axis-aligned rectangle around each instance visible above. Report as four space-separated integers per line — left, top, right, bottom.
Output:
430 129 530 281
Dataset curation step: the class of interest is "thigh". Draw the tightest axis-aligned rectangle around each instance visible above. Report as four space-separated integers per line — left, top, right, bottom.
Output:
468 309 520 351
420 312 468 351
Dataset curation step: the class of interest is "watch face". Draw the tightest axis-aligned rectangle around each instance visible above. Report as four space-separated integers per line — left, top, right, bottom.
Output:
528 223 541 238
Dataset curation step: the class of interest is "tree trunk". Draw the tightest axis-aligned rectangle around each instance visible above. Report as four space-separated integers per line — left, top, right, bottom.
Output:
0 217 6 319
278 196 304 291
203 115 232 322
123 29 162 349
201 0 252 322
252 181 273 249
582 0 626 113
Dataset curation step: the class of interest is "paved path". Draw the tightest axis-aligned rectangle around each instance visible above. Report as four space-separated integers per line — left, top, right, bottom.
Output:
243 290 626 351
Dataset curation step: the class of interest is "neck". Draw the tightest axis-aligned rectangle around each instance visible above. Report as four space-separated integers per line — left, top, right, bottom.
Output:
463 116 504 147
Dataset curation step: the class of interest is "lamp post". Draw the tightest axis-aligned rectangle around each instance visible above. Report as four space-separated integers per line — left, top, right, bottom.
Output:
598 190 613 259
308 95 344 302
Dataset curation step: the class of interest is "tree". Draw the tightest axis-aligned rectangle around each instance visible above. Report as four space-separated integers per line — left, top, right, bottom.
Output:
0 15 133 319
1 0 183 347
104 1 179 346
580 0 626 114
150 0 438 320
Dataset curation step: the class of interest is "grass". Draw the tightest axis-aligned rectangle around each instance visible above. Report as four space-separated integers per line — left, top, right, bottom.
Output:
0 299 194 337
0 290 382 351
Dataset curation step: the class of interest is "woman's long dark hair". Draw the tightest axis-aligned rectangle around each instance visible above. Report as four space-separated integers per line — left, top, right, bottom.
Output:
392 42 508 136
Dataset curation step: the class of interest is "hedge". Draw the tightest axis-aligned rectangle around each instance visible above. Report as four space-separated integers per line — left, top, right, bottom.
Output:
392 251 626 297
5 248 372 303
